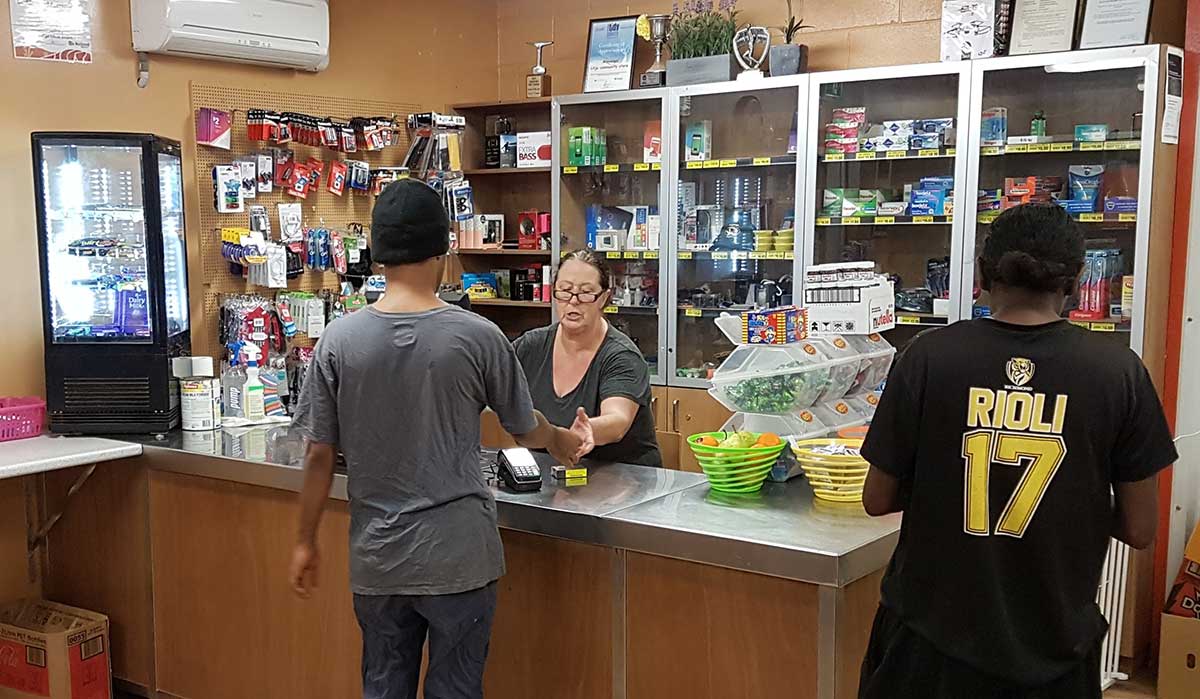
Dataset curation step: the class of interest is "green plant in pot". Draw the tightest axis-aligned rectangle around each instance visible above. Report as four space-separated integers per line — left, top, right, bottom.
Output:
770 0 812 76
666 0 740 86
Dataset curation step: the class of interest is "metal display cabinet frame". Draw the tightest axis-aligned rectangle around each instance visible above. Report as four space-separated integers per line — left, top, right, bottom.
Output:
664 74 810 389
802 61 973 329
552 89 672 385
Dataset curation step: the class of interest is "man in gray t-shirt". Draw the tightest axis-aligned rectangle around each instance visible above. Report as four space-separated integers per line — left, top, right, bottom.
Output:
289 179 580 699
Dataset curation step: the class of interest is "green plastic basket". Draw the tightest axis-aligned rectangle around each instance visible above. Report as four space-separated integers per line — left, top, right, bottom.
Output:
687 432 788 493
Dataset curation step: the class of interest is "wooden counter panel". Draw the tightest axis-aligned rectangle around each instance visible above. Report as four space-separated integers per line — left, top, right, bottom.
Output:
625 552 820 698
836 570 883 699
148 471 361 699
0 476 36 602
485 530 613 699
43 459 155 688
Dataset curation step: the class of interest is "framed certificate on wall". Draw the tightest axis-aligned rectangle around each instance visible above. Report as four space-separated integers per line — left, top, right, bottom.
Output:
1078 0 1152 49
583 16 638 93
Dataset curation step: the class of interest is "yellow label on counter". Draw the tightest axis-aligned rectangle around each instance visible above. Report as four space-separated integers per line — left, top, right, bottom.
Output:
1006 144 1029 153
1091 322 1116 333
564 476 588 487
981 146 1002 156
685 161 704 170
685 308 702 317
913 215 935 223
606 251 622 259
1079 142 1104 151
603 305 619 314
1118 213 1137 222
918 149 941 158
652 162 662 170
824 153 845 162
603 163 620 172
886 150 908 159
898 315 921 325
753 157 771 166
1079 213 1104 222
1051 142 1075 152
856 151 876 160
703 159 721 169
633 162 651 171
711 251 730 260
843 216 862 225
765 251 786 260
816 216 832 226
643 250 659 259
563 166 578 174
1028 143 1052 153
719 159 738 168
875 216 896 225
624 251 640 259
679 251 693 260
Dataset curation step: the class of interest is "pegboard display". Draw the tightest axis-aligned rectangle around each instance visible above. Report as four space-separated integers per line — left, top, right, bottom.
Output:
189 82 424 356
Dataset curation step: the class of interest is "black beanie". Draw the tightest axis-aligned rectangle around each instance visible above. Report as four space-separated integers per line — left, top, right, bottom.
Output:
371 178 450 265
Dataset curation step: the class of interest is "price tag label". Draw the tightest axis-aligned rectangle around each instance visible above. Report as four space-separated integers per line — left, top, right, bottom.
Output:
685 161 704 170
719 159 738 168
1118 213 1137 222
652 162 662 170
856 151 877 160
1051 142 1074 152
1006 144 1029 153
750 251 766 260
765 251 786 260
898 315 921 325
887 150 908 159
1028 143 1052 153
603 163 620 172
1122 140 1141 150
1069 320 1090 329
1103 141 1123 151
913 215 935 224
703 160 721 169
729 251 750 260
711 251 730 260
1079 213 1104 222
1079 142 1104 151
606 251 622 259
643 250 659 259
824 153 845 162
918 149 941 158
978 212 1000 224
563 166 578 174
843 216 862 225
784 251 795 260
679 251 693 260
624 251 640 259
875 216 896 225
752 157 771 166
633 162 650 171
816 216 832 226
945 148 956 156
685 308 703 317
603 306 619 314
981 146 1002 156
1091 322 1116 333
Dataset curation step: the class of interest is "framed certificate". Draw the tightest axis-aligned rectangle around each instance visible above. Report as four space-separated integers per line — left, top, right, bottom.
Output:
1008 0 1078 55
583 16 638 93
1078 0 1152 49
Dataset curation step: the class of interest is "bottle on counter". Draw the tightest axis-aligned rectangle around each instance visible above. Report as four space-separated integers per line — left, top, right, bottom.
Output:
1031 110 1046 137
173 356 221 432
222 343 247 421
242 345 266 422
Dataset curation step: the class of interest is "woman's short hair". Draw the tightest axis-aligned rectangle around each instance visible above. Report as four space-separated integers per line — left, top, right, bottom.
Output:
557 248 612 290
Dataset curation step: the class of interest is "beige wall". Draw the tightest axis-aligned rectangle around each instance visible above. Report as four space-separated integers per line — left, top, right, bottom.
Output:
0 0 498 399
497 0 943 100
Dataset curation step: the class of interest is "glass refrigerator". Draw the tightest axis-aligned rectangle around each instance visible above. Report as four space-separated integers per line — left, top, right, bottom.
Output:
32 132 190 433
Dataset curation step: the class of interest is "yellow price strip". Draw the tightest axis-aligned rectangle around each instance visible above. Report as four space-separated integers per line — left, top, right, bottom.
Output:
765 251 786 260
703 160 721 169
1079 142 1104 151
856 151 877 160
1122 140 1141 150
752 157 771 166
1006 144 1029 153
685 161 704 170
1078 213 1104 222
1090 322 1116 333
1103 141 1123 151
603 306 619 314
633 162 650 171
981 146 1002 156
685 308 703 317
824 153 845 162
913 215 935 223
711 251 730 260
719 159 738 168
679 251 693 260
643 250 659 259
946 148 956 156
886 150 908 159
563 166 578 174
729 251 750 260
603 163 620 172
918 149 941 158
1118 213 1137 222
875 216 896 225
816 216 832 225
898 315 921 325
749 251 766 260
652 162 662 170
843 216 862 225
1051 142 1074 152
606 251 622 259
1069 320 1090 329
1028 143 1052 153
784 251 795 260
624 251 640 259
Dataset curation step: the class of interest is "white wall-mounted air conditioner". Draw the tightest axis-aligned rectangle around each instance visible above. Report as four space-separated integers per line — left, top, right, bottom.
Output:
131 0 329 72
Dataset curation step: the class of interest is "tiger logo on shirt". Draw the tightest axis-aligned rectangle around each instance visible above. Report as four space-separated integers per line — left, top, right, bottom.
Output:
1006 357 1036 387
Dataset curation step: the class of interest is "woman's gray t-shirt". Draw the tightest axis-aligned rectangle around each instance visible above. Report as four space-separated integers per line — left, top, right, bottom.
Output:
513 324 661 467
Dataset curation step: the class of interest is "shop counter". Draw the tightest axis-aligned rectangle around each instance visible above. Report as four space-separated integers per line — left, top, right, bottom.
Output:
0 435 141 480
38 428 899 699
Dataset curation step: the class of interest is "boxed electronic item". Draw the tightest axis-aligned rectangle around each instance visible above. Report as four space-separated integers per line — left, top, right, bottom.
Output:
805 276 896 335
492 269 512 299
1074 124 1109 142
685 120 713 162
498 134 517 168
619 206 651 250
462 273 498 299
643 121 662 164
516 131 552 169
909 133 941 149
586 205 635 250
568 127 606 166
0 599 110 699
981 107 1008 146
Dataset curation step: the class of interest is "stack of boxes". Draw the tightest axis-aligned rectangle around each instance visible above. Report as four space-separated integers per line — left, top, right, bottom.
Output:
823 107 956 155
567 127 607 166
821 177 955 218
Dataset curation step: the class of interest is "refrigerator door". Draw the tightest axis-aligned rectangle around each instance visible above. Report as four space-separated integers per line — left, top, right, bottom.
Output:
157 150 189 336
37 141 153 343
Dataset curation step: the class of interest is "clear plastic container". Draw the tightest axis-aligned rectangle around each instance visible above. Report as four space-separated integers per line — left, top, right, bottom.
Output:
709 342 832 414
846 391 881 421
810 335 863 403
844 333 895 395
812 398 871 433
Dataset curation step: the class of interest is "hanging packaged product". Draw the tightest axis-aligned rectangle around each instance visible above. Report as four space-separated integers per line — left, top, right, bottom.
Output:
255 152 274 193
235 159 257 201
287 163 313 198
212 165 244 213
331 230 348 275
274 150 296 187
349 161 371 192
278 203 303 243
327 160 348 196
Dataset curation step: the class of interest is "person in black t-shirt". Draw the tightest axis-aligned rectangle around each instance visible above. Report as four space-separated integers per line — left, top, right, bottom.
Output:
858 203 1178 699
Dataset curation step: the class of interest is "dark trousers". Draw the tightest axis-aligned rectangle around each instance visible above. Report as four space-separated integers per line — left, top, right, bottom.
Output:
859 604 1102 699
352 582 498 699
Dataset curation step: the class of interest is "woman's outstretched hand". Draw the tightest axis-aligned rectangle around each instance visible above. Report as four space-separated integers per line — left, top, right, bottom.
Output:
569 407 596 460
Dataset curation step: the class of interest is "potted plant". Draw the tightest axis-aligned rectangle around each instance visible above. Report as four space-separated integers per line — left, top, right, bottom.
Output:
666 0 740 86
769 0 812 76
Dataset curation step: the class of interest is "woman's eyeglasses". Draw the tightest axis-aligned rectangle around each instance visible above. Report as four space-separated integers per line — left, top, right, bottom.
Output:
553 289 601 304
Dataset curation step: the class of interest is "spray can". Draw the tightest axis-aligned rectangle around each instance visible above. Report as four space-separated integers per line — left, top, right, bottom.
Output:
172 357 222 431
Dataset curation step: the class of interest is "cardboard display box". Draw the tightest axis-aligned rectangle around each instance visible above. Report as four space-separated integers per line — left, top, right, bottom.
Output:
0 600 110 699
1158 613 1200 699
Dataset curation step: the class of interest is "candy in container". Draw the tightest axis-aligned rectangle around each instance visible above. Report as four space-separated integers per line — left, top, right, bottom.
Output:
810 335 862 403
844 333 896 395
708 343 832 415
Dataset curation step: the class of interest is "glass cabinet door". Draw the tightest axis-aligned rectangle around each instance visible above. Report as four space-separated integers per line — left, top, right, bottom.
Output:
555 92 669 382
805 64 970 345
967 50 1155 349
669 79 805 385
37 141 152 343
158 151 189 337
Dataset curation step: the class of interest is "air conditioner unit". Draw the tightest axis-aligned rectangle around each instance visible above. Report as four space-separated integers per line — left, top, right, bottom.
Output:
131 0 329 72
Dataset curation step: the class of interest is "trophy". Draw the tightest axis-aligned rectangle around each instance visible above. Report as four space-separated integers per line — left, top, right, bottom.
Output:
526 41 553 98
733 24 770 80
639 14 671 88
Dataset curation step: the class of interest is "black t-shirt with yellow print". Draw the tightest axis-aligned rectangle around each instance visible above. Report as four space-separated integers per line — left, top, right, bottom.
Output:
862 318 1177 685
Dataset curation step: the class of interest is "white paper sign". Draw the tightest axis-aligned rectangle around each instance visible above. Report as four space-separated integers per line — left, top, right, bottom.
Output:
1009 0 1077 56
10 0 93 63
1163 47 1184 145
1079 0 1152 50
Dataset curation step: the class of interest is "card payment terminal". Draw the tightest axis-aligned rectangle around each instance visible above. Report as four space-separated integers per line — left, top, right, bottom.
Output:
497 448 542 492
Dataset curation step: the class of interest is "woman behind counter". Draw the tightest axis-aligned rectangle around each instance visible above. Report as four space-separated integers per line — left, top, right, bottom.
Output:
513 249 662 467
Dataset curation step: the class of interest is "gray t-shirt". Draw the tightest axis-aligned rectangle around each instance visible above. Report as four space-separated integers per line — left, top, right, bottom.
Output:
514 324 661 467
292 305 538 596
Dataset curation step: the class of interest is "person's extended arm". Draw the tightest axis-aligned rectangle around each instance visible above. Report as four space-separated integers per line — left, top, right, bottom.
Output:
863 466 905 516
568 397 638 459
1112 475 1158 549
512 409 582 466
290 441 336 597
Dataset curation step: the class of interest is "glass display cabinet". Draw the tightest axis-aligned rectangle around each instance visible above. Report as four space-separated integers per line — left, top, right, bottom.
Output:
803 63 972 345
963 46 1172 354
667 76 807 387
553 91 670 382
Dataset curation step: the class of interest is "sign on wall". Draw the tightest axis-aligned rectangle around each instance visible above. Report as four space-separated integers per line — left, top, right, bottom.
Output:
9 0 93 63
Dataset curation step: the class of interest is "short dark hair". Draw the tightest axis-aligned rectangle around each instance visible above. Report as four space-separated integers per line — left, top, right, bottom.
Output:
557 248 612 290
979 203 1085 295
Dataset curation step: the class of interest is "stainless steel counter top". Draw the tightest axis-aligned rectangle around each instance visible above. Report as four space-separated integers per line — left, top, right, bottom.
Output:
95 428 899 587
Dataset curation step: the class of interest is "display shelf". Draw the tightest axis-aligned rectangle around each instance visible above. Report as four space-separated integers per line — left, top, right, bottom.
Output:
562 162 662 174
980 139 1140 156
470 298 551 309
822 147 956 162
681 154 797 170
678 306 740 317
603 305 658 316
977 211 1137 224
896 312 949 327
676 250 795 261
450 96 553 111
456 248 551 257
463 167 551 176
816 215 952 226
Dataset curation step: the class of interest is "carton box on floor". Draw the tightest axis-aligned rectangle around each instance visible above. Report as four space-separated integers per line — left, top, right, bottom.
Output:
1158 614 1200 699
0 600 110 699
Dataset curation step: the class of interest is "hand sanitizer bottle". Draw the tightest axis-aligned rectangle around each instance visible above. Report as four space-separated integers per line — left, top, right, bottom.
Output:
242 345 266 422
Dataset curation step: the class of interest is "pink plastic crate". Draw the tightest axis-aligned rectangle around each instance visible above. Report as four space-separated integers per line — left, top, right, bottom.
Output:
0 397 46 442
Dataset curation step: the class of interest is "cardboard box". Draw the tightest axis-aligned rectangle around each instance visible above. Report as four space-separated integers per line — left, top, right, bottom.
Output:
805 279 896 335
684 120 712 161
1158 613 1200 699
0 600 110 699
